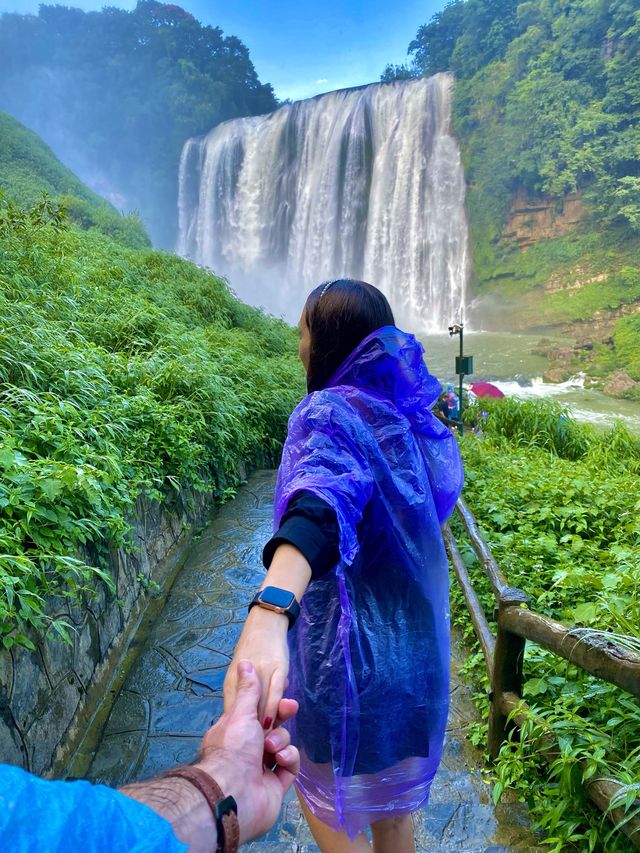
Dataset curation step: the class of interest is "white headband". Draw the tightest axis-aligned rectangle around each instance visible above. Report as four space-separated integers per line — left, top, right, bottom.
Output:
319 280 336 300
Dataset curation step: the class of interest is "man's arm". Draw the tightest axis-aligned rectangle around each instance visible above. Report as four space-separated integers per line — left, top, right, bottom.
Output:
119 773 217 852
120 659 299 852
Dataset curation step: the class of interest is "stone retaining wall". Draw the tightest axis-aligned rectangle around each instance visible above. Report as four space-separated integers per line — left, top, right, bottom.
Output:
0 489 212 776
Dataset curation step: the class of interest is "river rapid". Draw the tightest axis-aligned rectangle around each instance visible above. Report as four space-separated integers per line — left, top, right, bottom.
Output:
419 331 640 433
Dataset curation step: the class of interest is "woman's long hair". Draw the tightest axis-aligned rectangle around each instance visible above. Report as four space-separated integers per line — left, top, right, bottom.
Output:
304 279 395 392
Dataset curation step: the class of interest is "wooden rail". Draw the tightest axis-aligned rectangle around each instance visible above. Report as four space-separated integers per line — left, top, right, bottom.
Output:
444 500 640 849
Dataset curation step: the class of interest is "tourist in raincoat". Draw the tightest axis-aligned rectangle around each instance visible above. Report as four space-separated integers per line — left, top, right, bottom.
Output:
224 279 464 853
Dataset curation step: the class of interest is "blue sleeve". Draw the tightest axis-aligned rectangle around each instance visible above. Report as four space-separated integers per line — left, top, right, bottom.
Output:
0 764 187 853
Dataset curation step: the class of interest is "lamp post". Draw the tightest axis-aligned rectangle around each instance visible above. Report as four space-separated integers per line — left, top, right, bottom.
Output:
448 322 473 431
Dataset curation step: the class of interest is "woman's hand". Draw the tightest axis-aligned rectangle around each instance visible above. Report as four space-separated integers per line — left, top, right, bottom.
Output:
224 606 290 728
225 543 312 727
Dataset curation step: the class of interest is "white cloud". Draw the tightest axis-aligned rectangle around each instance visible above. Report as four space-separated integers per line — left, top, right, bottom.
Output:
316 78 328 85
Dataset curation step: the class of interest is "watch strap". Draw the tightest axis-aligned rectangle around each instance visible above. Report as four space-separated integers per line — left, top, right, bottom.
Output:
161 765 239 853
216 795 240 853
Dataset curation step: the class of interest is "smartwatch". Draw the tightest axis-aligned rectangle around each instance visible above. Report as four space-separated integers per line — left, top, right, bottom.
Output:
248 586 300 629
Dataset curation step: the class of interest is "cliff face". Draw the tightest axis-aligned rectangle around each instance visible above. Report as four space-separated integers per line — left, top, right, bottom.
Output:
502 191 584 249
470 188 640 397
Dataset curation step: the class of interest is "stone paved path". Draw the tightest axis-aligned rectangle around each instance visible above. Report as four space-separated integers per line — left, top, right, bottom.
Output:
84 471 544 852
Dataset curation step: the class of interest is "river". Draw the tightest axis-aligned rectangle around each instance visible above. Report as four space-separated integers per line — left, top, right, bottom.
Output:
419 331 640 433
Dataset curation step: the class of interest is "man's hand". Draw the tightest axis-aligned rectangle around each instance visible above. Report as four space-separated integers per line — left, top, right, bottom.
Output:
196 659 299 844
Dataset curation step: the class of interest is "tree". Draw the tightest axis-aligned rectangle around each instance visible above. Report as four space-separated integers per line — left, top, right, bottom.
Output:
0 2 277 246
380 63 417 83
404 0 640 239
408 1 465 76
450 0 523 78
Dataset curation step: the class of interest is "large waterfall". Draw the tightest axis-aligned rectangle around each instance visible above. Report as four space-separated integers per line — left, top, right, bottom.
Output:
177 74 468 330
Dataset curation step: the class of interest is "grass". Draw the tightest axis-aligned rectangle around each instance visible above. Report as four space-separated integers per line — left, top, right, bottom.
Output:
455 398 640 852
0 111 149 249
0 194 305 647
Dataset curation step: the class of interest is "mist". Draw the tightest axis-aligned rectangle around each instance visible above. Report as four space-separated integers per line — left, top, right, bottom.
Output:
0 2 277 246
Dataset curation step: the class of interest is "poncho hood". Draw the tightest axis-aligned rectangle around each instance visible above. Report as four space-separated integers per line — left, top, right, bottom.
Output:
326 326 443 433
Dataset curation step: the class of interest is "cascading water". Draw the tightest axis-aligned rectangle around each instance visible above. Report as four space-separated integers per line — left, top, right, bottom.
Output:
177 73 468 330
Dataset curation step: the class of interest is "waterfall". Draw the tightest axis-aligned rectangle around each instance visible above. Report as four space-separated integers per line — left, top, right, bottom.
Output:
177 74 468 331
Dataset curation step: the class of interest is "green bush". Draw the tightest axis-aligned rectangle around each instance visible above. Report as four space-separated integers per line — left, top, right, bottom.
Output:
465 397 592 460
0 196 305 646
60 194 150 251
456 399 640 851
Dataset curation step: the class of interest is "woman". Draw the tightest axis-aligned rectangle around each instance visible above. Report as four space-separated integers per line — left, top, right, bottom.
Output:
224 279 463 853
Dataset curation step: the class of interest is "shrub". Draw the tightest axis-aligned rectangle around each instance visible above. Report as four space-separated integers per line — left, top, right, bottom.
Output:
0 196 305 645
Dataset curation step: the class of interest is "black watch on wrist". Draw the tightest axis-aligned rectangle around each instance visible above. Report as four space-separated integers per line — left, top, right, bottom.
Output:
248 586 300 629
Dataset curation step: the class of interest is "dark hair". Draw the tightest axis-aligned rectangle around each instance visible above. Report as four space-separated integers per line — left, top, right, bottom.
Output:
303 278 395 392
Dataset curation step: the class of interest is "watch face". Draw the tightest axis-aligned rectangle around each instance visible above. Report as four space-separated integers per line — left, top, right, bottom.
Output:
260 586 295 609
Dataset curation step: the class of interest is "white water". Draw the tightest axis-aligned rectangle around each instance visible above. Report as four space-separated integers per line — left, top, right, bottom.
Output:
177 74 468 329
420 332 640 433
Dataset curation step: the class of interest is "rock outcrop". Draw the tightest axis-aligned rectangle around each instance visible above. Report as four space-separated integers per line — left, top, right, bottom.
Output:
603 371 640 398
503 191 584 249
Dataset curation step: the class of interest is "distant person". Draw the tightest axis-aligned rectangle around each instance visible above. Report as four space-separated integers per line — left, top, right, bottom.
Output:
445 383 460 420
224 279 463 853
435 390 452 424
0 660 299 852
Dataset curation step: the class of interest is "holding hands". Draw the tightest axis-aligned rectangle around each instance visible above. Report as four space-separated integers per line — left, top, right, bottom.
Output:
198 659 299 842
224 606 291 729
121 659 299 851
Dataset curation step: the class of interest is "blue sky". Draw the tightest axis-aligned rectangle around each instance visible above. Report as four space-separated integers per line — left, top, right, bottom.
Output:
1 0 448 101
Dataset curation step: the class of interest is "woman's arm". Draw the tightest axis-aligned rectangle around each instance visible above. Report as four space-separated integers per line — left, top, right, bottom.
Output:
223 543 312 727
225 392 372 727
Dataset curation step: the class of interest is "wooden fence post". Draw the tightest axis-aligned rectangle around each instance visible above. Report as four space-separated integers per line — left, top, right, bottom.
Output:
488 587 529 759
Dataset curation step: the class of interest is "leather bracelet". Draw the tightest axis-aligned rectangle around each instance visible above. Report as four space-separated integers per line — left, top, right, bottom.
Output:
161 765 239 853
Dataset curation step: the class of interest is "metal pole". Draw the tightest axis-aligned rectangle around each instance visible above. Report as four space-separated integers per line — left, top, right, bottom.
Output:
459 325 464 429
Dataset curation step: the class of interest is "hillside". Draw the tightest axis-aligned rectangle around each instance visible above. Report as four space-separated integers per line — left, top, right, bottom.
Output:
0 111 150 250
0 125 305 647
0 1 278 246
389 0 640 396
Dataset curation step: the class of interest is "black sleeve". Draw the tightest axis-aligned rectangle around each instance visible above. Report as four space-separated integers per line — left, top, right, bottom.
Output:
262 490 340 580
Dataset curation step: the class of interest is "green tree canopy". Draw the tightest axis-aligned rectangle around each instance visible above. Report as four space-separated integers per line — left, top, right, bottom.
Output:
405 0 640 236
0 1 277 246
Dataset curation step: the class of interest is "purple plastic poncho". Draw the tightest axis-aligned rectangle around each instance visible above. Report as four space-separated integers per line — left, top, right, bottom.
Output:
274 326 464 838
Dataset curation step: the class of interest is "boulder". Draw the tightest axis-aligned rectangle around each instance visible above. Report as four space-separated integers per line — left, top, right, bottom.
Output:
546 347 575 366
603 371 640 398
543 367 573 383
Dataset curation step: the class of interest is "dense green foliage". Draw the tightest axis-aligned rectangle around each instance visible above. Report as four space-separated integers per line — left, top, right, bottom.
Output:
0 111 149 250
614 314 640 381
0 1 277 245
456 398 640 851
406 0 640 240
388 0 640 384
0 195 304 648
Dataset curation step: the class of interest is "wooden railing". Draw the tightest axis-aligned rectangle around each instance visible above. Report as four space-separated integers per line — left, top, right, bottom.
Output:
444 496 640 849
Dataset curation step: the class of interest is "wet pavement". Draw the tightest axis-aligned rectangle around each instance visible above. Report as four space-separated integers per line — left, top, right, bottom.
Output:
84 471 544 852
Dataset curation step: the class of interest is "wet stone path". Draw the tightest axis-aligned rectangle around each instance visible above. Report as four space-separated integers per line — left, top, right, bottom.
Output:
85 471 543 852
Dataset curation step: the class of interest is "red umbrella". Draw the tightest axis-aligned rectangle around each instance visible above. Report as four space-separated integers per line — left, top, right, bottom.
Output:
470 382 505 399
